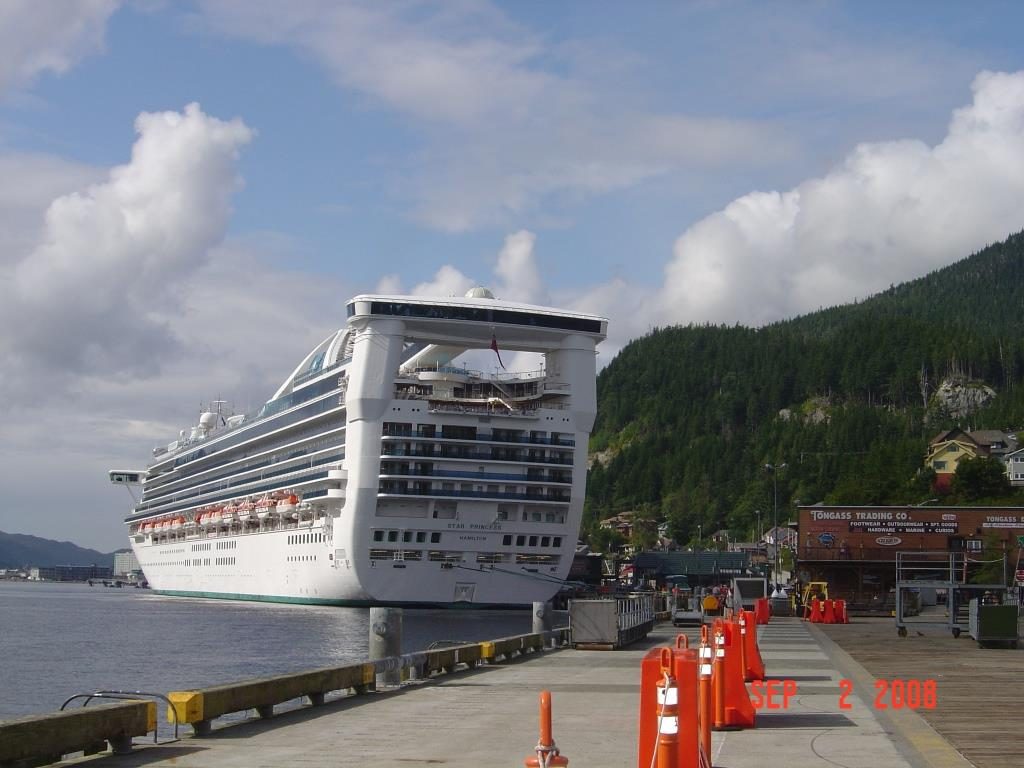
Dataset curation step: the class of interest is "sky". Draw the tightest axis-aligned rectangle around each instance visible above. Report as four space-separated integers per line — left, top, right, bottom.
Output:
2 1 1024 551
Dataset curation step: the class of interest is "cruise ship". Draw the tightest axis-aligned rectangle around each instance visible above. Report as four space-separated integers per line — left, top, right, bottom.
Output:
111 288 607 606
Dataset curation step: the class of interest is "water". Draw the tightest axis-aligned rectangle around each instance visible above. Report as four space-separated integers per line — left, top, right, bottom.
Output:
0 581 536 720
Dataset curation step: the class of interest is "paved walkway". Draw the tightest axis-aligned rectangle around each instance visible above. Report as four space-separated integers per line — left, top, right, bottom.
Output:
65 618 970 768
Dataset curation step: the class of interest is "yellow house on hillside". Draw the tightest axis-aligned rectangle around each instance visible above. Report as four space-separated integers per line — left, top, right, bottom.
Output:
926 428 1017 489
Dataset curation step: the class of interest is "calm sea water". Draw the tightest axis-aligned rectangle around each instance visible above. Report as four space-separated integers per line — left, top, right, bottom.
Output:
0 581 537 720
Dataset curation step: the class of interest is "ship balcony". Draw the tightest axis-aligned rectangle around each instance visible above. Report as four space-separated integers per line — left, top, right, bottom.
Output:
378 467 571 485
380 446 574 466
380 429 575 447
327 468 347 481
377 486 570 504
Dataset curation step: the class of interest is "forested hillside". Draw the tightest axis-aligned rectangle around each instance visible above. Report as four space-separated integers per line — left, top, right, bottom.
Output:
0 531 114 569
585 230 1024 546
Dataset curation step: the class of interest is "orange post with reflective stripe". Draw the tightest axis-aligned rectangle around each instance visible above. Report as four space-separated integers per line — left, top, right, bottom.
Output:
697 626 713 765
524 691 568 767
739 610 765 682
711 618 756 731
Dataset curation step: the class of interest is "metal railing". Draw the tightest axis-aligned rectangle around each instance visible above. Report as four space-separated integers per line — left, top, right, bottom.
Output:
61 690 180 743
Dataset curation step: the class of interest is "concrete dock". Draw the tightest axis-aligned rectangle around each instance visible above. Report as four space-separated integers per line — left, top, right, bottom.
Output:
52 615 990 768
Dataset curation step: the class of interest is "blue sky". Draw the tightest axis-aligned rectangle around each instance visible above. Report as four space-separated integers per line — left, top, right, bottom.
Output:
2 1 1024 549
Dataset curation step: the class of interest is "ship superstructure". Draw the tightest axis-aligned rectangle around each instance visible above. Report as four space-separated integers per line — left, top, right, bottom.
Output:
114 288 607 606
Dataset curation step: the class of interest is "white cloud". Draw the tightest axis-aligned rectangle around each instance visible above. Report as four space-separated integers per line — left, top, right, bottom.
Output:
0 152 104 261
655 70 1024 327
0 0 120 94
2 103 252 391
197 0 794 232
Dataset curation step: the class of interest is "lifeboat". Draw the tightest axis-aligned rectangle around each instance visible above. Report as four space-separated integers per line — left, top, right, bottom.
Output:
236 499 254 522
211 505 227 526
220 503 236 525
171 516 182 531
254 495 275 520
277 493 299 518
141 522 151 534
297 502 314 526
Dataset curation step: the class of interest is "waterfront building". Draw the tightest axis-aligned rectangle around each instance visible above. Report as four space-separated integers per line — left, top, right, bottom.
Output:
797 505 1024 605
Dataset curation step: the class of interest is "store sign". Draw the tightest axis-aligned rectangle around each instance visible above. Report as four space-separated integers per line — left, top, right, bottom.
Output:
849 520 957 534
875 536 903 546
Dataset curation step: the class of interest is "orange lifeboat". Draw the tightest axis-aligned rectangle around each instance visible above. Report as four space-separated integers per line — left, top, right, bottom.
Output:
254 495 275 520
221 503 238 525
277 493 299 518
234 499 253 522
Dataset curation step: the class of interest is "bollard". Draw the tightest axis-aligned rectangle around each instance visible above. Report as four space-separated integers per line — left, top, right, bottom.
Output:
534 600 554 647
524 691 568 767
369 606 403 687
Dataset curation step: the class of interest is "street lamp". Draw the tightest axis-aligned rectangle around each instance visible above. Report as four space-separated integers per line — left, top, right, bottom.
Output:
755 509 762 544
765 463 787 594
697 524 702 550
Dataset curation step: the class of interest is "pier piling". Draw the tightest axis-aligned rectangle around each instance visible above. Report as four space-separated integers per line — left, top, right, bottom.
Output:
369 607 403 687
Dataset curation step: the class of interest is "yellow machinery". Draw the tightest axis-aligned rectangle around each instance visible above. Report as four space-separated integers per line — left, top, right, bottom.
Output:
796 581 828 613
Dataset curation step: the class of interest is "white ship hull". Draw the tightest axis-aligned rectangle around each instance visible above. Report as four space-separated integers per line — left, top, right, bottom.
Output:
119 290 606 607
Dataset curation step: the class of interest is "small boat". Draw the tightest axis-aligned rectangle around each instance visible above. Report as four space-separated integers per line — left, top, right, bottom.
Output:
235 499 253 524
255 495 275 520
277 493 299 517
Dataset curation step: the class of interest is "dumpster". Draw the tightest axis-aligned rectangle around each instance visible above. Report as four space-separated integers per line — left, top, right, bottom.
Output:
968 599 1019 648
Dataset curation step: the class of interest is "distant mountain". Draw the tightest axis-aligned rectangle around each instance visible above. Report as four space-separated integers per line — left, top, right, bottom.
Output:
586 229 1024 545
0 531 115 569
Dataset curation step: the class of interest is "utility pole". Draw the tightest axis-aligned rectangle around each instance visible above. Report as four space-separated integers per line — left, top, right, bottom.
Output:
765 463 787 594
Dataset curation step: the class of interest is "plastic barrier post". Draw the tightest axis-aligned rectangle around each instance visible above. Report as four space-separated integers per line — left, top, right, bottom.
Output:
835 599 848 624
697 627 713 766
638 645 701 768
711 619 756 731
808 599 823 623
822 599 836 625
524 691 568 767
739 611 766 682
754 598 770 625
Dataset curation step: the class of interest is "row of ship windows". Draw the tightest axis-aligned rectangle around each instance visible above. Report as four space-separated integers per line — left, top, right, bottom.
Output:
503 534 563 548
287 555 319 562
368 550 559 564
370 530 564 548
147 432 344 501
289 533 324 545
141 448 342 511
373 530 443 544
168 382 341 469
148 558 235 567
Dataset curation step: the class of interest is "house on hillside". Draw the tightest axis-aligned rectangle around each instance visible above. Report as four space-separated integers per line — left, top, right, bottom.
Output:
599 512 636 538
925 428 1018 489
1005 446 1024 487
